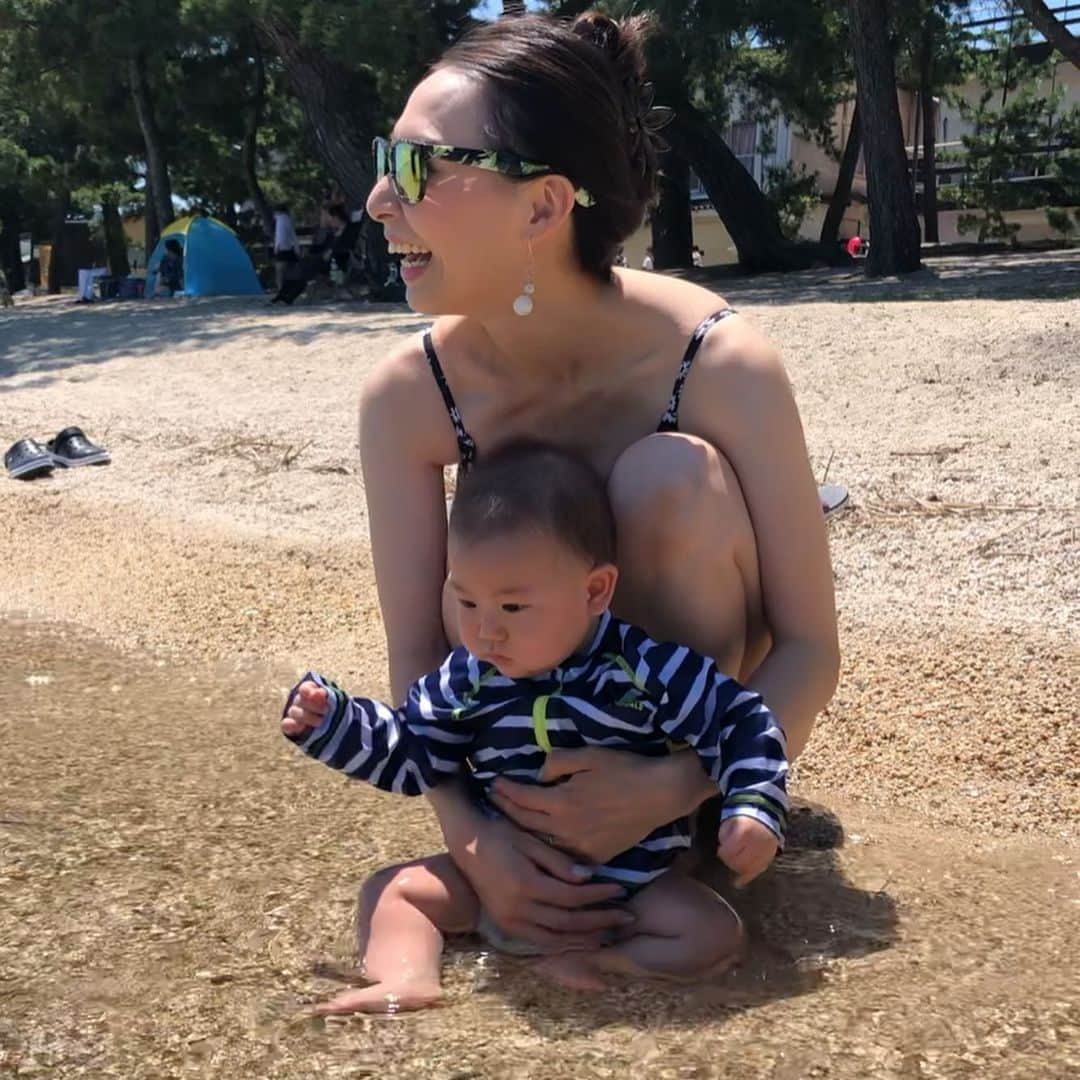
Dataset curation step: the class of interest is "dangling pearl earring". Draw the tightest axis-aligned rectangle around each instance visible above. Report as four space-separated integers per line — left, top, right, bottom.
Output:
513 240 535 317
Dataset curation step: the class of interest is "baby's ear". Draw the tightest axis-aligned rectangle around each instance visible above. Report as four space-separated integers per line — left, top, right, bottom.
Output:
586 562 619 614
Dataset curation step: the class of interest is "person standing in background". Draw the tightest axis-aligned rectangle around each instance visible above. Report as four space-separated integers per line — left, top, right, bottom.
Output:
273 204 299 291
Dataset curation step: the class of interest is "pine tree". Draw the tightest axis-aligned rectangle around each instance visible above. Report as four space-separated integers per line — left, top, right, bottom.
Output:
847 0 922 274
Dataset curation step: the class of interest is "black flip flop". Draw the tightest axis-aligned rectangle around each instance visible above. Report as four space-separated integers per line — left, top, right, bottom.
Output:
47 426 111 467
5 438 55 480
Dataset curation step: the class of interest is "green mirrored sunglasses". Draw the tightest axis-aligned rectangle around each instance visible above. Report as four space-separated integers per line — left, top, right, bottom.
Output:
372 137 595 208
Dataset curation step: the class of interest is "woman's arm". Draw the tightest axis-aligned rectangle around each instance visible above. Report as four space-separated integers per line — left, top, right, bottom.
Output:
683 318 841 758
359 341 453 700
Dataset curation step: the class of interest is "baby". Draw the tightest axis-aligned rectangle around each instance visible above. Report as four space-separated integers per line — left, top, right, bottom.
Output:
282 441 788 1012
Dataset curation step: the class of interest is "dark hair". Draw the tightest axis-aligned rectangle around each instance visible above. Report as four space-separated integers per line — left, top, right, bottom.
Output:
275 203 290 214
450 441 615 567
164 239 183 256
436 11 661 281
324 202 348 224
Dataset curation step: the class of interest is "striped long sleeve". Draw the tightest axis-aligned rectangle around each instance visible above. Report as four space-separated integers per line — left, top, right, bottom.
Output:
630 632 789 844
283 652 486 795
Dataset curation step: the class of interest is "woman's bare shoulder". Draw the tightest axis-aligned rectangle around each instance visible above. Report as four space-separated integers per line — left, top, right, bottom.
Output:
676 300 793 448
360 324 462 467
616 265 731 312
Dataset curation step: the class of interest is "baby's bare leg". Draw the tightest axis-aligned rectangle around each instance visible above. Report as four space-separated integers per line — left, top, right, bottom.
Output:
315 853 480 1015
535 874 744 991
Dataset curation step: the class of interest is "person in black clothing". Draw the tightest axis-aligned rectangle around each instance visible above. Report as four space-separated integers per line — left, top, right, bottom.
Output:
155 239 184 297
271 204 359 305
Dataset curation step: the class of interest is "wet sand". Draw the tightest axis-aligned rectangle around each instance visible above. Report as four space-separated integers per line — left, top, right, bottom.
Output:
1 250 1078 1076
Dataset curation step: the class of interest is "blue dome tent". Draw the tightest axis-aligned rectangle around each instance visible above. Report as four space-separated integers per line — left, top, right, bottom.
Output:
146 215 263 296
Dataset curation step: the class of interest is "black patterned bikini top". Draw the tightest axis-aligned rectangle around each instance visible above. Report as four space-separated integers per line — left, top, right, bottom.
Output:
422 307 737 473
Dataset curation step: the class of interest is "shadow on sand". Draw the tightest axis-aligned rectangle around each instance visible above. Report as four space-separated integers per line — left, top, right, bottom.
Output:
0 295 427 390
468 799 897 1036
680 248 1080 307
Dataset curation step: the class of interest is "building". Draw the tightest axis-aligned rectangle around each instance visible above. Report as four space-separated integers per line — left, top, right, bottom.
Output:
621 47 1078 268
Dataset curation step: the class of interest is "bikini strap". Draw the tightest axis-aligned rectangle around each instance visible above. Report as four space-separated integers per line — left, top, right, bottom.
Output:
422 330 477 471
657 308 738 433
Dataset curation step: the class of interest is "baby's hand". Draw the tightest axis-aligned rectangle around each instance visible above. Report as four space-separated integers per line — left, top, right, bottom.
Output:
717 816 779 889
282 681 331 737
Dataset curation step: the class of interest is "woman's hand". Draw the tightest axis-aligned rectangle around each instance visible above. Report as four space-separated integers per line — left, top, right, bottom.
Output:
448 813 633 949
429 779 631 949
489 747 717 864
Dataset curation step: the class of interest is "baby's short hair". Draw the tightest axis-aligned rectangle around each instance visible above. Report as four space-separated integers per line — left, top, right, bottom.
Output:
450 441 616 566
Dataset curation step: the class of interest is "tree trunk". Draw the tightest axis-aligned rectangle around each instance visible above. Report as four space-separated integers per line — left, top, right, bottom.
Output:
1017 0 1080 70
651 147 693 270
47 189 70 294
668 96 848 272
820 104 862 249
0 199 26 293
502 1 527 14
847 0 922 276
130 52 174 232
102 197 130 276
243 34 274 240
144 172 160 259
255 15 377 209
920 18 940 244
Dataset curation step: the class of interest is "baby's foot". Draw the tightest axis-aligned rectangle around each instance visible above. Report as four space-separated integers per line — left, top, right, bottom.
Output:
533 952 606 992
312 980 442 1016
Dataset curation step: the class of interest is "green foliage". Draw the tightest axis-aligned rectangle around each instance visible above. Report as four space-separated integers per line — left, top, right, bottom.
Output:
0 0 481 247
763 161 819 239
949 16 1063 242
1046 205 1079 241
555 0 852 155
1045 104 1079 242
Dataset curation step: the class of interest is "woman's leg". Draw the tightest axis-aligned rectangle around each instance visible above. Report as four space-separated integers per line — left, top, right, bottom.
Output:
535 873 744 991
608 432 768 683
315 853 481 1015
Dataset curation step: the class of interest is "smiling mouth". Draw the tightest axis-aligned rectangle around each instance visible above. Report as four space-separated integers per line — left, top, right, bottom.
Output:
387 241 432 268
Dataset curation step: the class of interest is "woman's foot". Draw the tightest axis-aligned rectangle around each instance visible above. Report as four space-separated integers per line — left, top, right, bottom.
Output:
312 980 442 1015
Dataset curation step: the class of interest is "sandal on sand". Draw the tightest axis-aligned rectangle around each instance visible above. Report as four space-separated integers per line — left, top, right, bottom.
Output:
47 426 111 467
820 483 850 519
5 438 55 480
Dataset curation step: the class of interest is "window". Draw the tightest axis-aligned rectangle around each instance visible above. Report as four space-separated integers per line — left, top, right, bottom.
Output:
727 121 758 174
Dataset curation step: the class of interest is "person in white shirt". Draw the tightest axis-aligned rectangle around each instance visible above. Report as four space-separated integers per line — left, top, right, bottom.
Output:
272 204 299 291
75 263 109 303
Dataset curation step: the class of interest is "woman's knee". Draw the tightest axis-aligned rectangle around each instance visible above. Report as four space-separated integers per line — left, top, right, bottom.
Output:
608 433 753 557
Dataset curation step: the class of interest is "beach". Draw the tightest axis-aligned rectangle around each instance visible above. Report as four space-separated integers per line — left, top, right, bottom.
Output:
1 250 1078 1077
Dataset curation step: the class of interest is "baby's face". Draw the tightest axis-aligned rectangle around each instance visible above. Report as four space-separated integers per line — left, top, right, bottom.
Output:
447 529 615 679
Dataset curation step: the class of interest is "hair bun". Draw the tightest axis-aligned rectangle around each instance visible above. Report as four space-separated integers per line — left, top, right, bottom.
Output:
572 10 663 184
571 11 653 87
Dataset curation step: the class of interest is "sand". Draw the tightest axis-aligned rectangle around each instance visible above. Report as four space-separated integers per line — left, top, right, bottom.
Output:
1 249 1078 1077
2 250 1077 833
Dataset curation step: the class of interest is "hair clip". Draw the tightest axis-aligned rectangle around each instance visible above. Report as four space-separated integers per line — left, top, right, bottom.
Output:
638 82 674 132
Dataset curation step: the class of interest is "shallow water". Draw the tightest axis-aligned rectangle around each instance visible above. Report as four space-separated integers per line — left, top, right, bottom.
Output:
1 617 1077 1078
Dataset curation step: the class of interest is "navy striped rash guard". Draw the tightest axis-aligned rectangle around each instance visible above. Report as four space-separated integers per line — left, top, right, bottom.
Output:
284 611 788 891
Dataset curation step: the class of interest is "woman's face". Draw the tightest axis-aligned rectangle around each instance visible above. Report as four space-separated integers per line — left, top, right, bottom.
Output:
366 67 539 318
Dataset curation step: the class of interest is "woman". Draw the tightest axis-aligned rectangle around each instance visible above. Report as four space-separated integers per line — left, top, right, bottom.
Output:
271 204 356 305
360 11 839 954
